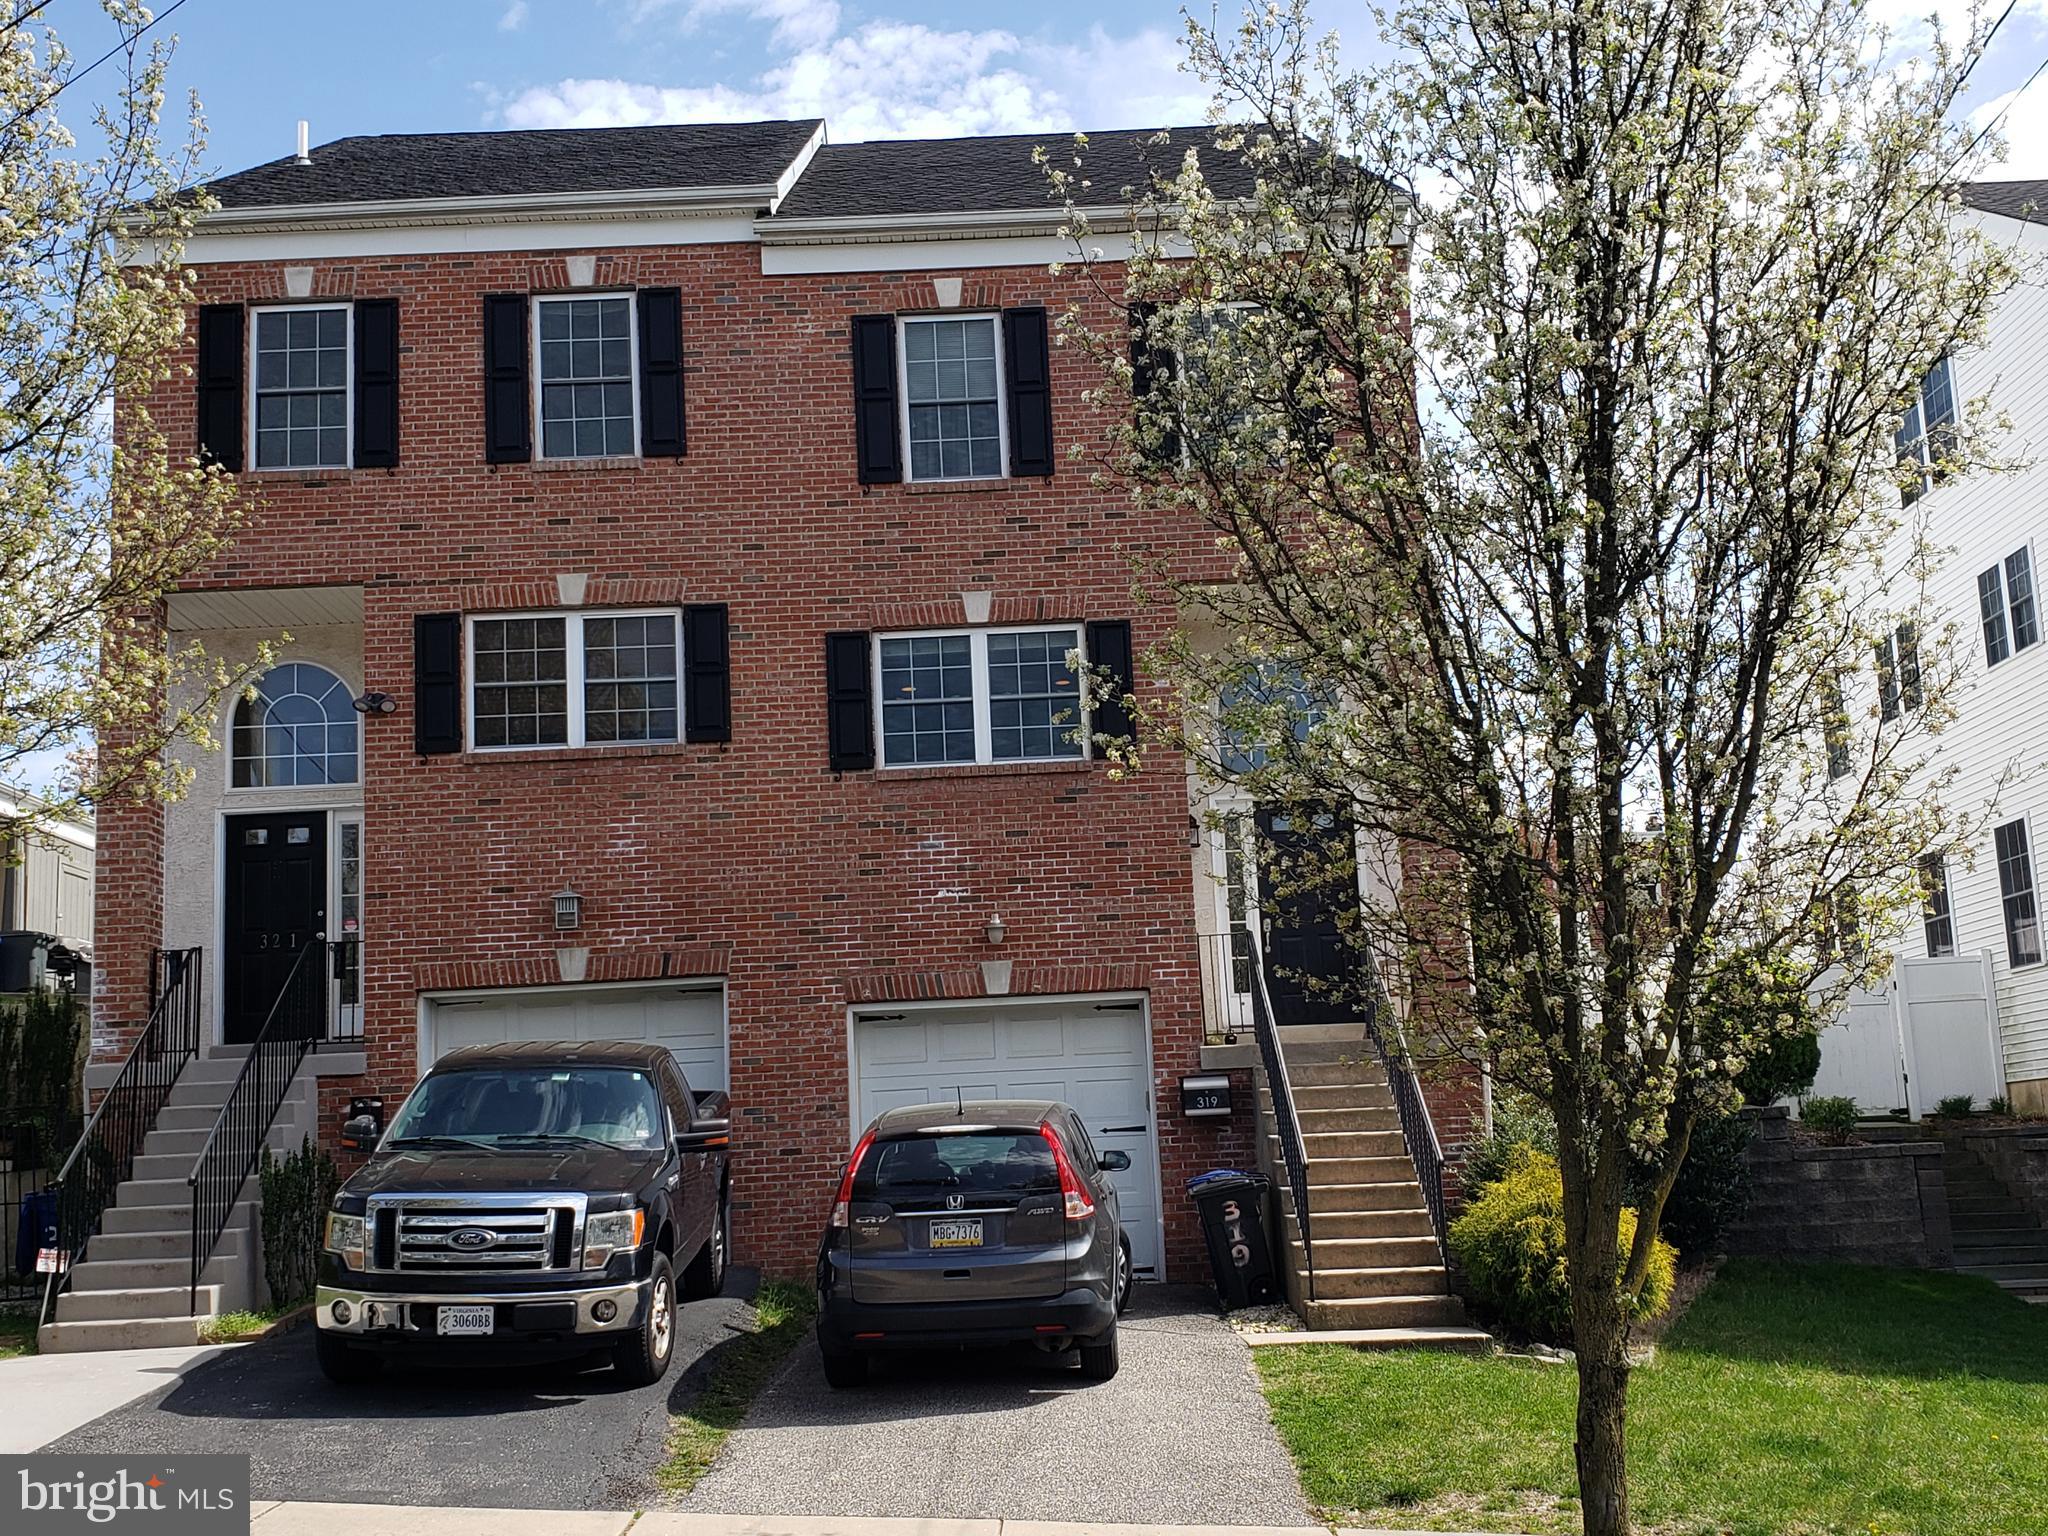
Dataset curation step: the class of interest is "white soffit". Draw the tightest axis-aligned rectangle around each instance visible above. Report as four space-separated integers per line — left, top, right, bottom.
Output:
167 585 365 632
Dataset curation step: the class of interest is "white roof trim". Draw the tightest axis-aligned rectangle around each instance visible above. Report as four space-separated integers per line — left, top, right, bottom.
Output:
765 122 827 216
189 181 790 236
757 204 1131 246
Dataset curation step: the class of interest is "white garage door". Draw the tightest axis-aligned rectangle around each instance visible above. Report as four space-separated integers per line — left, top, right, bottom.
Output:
850 998 1164 1279
424 984 727 1093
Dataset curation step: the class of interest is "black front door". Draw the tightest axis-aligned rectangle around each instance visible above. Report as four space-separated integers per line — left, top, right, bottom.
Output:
1255 806 1359 1027
224 812 327 1045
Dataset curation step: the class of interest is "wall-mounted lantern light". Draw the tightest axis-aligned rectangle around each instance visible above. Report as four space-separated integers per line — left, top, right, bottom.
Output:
554 887 582 932
984 913 1006 945
353 691 398 716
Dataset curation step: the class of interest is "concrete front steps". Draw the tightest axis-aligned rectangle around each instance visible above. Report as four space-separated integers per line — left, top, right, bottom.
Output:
37 1049 312 1355
1257 1026 1490 1348
1941 1141 2048 1303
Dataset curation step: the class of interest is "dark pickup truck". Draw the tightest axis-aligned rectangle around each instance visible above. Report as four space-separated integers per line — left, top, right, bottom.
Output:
314 1040 730 1386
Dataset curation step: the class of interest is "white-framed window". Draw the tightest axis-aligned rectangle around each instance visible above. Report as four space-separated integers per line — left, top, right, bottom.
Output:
1874 622 1923 721
1896 356 1957 506
230 663 359 787
467 609 679 750
1177 300 1260 449
873 625 1087 767
1995 816 2043 968
897 313 1006 482
534 294 639 460
1977 545 2039 668
251 303 351 470
1920 854 1956 958
1219 666 1327 776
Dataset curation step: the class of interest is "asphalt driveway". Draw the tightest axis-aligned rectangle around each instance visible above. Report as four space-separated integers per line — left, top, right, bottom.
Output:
43 1274 763 1510
678 1284 1311 1526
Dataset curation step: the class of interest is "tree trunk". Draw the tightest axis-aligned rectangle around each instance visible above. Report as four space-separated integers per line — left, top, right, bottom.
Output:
1574 1314 1632 1536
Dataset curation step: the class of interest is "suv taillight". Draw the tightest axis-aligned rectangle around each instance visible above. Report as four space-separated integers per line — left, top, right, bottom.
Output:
1040 1120 1096 1221
830 1127 878 1229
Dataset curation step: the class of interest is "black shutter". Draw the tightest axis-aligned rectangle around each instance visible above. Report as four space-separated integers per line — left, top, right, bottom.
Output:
825 630 874 770
1087 619 1135 747
683 603 729 743
1126 302 1179 462
850 315 901 485
638 287 686 458
482 294 530 463
195 304 244 471
353 298 399 468
1003 305 1055 478
414 612 462 755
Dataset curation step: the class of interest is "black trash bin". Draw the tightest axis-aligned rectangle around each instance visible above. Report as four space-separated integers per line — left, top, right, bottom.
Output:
1186 1169 1279 1309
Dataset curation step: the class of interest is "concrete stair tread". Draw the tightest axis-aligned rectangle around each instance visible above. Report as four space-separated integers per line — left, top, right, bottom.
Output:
1242 1325 1493 1352
38 1316 206 1353
56 1283 220 1323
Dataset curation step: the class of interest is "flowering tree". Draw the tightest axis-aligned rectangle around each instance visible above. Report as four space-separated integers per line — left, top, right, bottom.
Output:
1053 1 2016 1530
0 1 248 834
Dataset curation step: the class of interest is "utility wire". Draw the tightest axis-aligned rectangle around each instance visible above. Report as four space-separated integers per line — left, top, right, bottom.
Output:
0 0 191 138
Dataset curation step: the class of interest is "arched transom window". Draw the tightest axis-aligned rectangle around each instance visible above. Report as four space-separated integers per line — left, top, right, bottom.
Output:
231 663 358 788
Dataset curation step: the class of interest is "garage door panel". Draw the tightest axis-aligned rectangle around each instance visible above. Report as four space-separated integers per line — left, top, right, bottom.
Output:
851 1000 1163 1279
425 987 728 1093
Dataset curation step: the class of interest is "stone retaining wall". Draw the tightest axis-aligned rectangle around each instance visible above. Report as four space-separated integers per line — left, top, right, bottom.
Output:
1960 1126 2048 1224
1723 1107 1952 1267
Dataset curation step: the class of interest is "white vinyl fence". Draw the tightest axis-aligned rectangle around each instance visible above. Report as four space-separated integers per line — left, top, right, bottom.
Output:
1806 951 2007 1119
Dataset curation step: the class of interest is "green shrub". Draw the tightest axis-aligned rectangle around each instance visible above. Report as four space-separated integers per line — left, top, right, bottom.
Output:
1799 1095 1859 1143
1448 1147 1676 1343
1735 1028 1821 1105
0 990 83 1115
1989 1096 2013 1117
1631 1110 1754 1254
1935 1094 1976 1118
1461 1091 1558 1193
259 1136 338 1310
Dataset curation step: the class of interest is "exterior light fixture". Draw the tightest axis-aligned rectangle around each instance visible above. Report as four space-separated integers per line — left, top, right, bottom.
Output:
554 888 582 932
353 691 397 715
984 913 1006 945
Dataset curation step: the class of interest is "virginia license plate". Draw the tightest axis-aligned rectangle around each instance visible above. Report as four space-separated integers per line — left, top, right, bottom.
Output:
928 1218 983 1248
436 1305 494 1336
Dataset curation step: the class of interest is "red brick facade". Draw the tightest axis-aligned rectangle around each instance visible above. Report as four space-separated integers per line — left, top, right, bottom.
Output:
93 239 1274 1277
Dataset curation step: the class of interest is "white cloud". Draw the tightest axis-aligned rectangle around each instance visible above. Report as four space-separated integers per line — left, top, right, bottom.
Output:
1970 73 2048 178
497 9 1210 141
499 0 528 31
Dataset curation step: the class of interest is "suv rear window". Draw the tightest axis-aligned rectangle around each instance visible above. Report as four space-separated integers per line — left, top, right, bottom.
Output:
854 1131 1057 1199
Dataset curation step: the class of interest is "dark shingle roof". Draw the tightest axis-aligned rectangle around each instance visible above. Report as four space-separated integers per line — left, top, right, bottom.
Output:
1962 180 2048 226
769 125 1259 221
201 119 823 210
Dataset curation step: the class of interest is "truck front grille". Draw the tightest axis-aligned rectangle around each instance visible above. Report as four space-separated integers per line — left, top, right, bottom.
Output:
365 1194 586 1274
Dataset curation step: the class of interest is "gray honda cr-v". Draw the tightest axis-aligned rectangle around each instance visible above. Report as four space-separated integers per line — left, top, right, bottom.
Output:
814 1099 1134 1387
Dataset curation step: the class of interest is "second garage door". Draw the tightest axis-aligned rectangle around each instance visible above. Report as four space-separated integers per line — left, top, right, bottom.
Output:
422 983 727 1092
850 997 1164 1279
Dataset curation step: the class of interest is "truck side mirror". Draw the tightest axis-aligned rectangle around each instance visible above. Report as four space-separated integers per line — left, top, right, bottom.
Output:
342 1114 380 1149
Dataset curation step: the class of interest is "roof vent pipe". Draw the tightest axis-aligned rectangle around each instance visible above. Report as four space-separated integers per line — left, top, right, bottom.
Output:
294 120 310 165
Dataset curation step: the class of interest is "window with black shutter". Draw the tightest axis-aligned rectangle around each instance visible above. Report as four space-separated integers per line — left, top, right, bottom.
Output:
414 612 462 755
354 298 399 468
850 316 900 484
1086 619 1135 746
638 287 687 458
826 630 875 769
683 604 729 742
1003 305 1054 477
1127 301 1179 463
483 293 531 463
196 304 245 471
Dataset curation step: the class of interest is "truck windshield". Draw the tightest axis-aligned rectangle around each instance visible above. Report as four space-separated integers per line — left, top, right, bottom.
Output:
385 1067 665 1152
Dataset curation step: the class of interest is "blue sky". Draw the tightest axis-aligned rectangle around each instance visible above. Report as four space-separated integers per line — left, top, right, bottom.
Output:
40 0 2048 182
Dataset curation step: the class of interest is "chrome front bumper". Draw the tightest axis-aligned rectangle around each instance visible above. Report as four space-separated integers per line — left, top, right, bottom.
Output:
314 1278 648 1336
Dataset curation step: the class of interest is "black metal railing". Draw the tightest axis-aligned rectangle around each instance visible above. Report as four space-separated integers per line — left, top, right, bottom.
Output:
188 937 326 1309
1198 929 1258 1044
38 949 202 1325
1242 930 1318 1300
1356 966 1447 1251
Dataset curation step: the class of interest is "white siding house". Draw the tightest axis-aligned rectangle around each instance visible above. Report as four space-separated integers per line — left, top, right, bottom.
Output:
1879 184 2048 1110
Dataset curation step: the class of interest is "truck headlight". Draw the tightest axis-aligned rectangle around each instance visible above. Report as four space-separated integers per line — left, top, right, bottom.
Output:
325 1212 366 1269
582 1208 644 1269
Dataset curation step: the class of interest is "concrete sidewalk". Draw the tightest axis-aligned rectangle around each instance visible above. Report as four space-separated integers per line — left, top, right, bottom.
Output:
247 1507 1505 1536
0 1341 238 1453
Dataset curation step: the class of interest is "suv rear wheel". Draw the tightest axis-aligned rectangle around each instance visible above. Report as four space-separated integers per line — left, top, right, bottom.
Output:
1114 1233 1133 1315
681 1190 729 1300
1078 1323 1120 1381
821 1344 869 1389
613 1253 677 1386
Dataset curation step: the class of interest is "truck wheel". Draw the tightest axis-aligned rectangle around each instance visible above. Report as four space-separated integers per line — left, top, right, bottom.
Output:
680 1191 729 1300
613 1253 677 1387
1078 1324 1120 1382
314 1330 380 1385
820 1343 868 1389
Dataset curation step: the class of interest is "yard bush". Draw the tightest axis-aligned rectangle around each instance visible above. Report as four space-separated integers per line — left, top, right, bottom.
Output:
1460 1091 1558 1193
1799 1095 1860 1143
1936 1094 1975 1118
1632 1110 1754 1254
1735 1026 1821 1105
0 990 83 1116
1448 1147 1676 1342
259 1136 338 1310
1989 1095 2013 1117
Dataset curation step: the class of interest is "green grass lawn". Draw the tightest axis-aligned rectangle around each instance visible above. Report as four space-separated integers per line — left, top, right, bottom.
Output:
1257 1259 2048 1536
0 1309 35 1360
657 1278 816 1495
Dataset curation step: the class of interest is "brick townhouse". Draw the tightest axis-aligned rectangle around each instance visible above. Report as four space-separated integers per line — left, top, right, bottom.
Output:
89 118 1479 1305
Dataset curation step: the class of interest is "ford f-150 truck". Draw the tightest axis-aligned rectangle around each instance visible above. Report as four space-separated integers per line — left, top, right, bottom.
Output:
314 1039 730 1386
